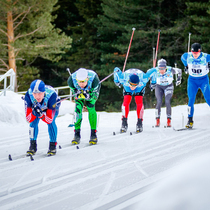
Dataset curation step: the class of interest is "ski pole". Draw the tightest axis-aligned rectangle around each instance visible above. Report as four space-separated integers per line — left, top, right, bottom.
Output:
99 71 116 84
153 47 155 67
153 30 161 67
67 68 71 76
188 33 191 53
122 28 136 72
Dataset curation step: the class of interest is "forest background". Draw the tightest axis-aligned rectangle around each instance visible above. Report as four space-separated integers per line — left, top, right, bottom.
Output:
0 0 209 112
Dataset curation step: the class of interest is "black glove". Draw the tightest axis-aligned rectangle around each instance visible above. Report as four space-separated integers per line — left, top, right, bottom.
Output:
176 78 181 86
83 90 90 100
150 83 156 91
184 66 188 74
208 63 210 69
114 82 121 88
32 103 43 117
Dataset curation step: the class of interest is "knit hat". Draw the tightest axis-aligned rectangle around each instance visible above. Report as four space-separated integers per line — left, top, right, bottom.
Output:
129 74 139 86
76 68 88 82
30 79 45 93
191 43 201 52
158 58 167 69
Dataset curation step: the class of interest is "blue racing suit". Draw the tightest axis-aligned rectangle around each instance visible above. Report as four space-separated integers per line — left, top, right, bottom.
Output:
181 52 210 118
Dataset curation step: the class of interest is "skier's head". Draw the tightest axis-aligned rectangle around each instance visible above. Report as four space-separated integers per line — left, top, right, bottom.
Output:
76 68 89 88
191 43 201 59
30 79 45 102
158 58 167 74
191 43 201 52
30 79 45 93
129 74 139 88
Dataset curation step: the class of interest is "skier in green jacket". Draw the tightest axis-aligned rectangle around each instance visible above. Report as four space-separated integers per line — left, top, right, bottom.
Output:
67 68 101 145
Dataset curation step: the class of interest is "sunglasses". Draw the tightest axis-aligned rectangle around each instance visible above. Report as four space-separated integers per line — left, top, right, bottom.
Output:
129 81 138 87
191 50 201 54
158 67 166 70
76 78 88 83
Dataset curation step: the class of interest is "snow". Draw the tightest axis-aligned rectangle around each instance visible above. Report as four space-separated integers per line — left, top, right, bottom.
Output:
1 90 210 210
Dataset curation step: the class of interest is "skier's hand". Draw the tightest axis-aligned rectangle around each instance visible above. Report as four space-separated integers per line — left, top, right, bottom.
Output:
114 82 121 88
32 103 43 117
176 78 181 86
184 66 188 74
208 62 210 69
74 90 82 100
114 67 121 73
150 83 156 91
83 90 90 100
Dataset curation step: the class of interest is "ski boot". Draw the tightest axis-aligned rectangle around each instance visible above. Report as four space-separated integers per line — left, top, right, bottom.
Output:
47 142 57 156
120 117 128 133
167 118 171 127
89 129 98 145
155 118 160 127
26 140 37 156
72 129 81 145
186 117 193 129
136 119 143 133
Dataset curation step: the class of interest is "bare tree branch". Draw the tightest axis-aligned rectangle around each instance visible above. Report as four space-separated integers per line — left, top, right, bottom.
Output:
14 27 42 41
0 28 8 37
14 7 31 30
0 68 7 72
0 58 9 69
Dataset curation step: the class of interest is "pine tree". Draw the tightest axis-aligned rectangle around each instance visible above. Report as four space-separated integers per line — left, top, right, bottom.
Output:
0 0 72 90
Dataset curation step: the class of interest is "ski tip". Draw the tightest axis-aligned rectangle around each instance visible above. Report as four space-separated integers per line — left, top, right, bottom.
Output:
130 132 132 135
8 154 12 161
59 145 62 149
113 132 116 135
76 146 79 149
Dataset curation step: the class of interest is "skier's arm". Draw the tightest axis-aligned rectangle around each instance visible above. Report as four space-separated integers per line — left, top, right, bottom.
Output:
24 92 37 123
145 68 157 84
39 93 57 124
181 53 188 67
67 76 77 94
90 74 101 100
171 67 182 86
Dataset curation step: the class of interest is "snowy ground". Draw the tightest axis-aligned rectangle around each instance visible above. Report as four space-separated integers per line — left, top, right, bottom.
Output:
1 91 210 210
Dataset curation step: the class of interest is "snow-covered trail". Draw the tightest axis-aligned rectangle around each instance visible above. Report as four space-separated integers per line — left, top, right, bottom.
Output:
1 93 210 210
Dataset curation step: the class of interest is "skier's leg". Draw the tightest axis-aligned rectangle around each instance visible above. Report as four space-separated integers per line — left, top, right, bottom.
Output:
201 76 210 106
27 117 40 155
134 95 144 132
72 100 84 144
187 77 198 118
155 85 164 118
86 99 98 144
122 93 132 118
164 85 174 119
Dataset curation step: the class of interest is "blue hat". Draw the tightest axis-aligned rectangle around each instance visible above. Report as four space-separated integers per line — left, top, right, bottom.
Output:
129 74 139 86
30 79 45 93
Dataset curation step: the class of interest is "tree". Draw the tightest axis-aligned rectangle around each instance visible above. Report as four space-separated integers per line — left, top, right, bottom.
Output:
0 0 72 90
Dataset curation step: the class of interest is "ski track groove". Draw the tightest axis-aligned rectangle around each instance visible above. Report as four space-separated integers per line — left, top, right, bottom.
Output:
0 128 209 209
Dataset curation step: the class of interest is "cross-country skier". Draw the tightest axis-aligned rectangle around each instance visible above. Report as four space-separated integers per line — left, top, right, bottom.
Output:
181 43 210 128
67 68 101 145
149 58 182 127
114 67 154 133
24 79 60 156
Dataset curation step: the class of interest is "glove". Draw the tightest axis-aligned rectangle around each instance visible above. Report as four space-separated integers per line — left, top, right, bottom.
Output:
32 103 43 117
114 67 121 73
83 90 90 100
208 63 210 69
150 83 156 91
176 78 181 86
114 82 121 88
184 66 188 74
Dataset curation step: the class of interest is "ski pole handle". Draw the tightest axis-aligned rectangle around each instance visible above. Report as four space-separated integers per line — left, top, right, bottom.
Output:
67 68 71 76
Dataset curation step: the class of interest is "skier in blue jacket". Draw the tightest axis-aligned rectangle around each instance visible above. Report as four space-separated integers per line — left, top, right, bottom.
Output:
114 67 154 133
181 43 210 128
